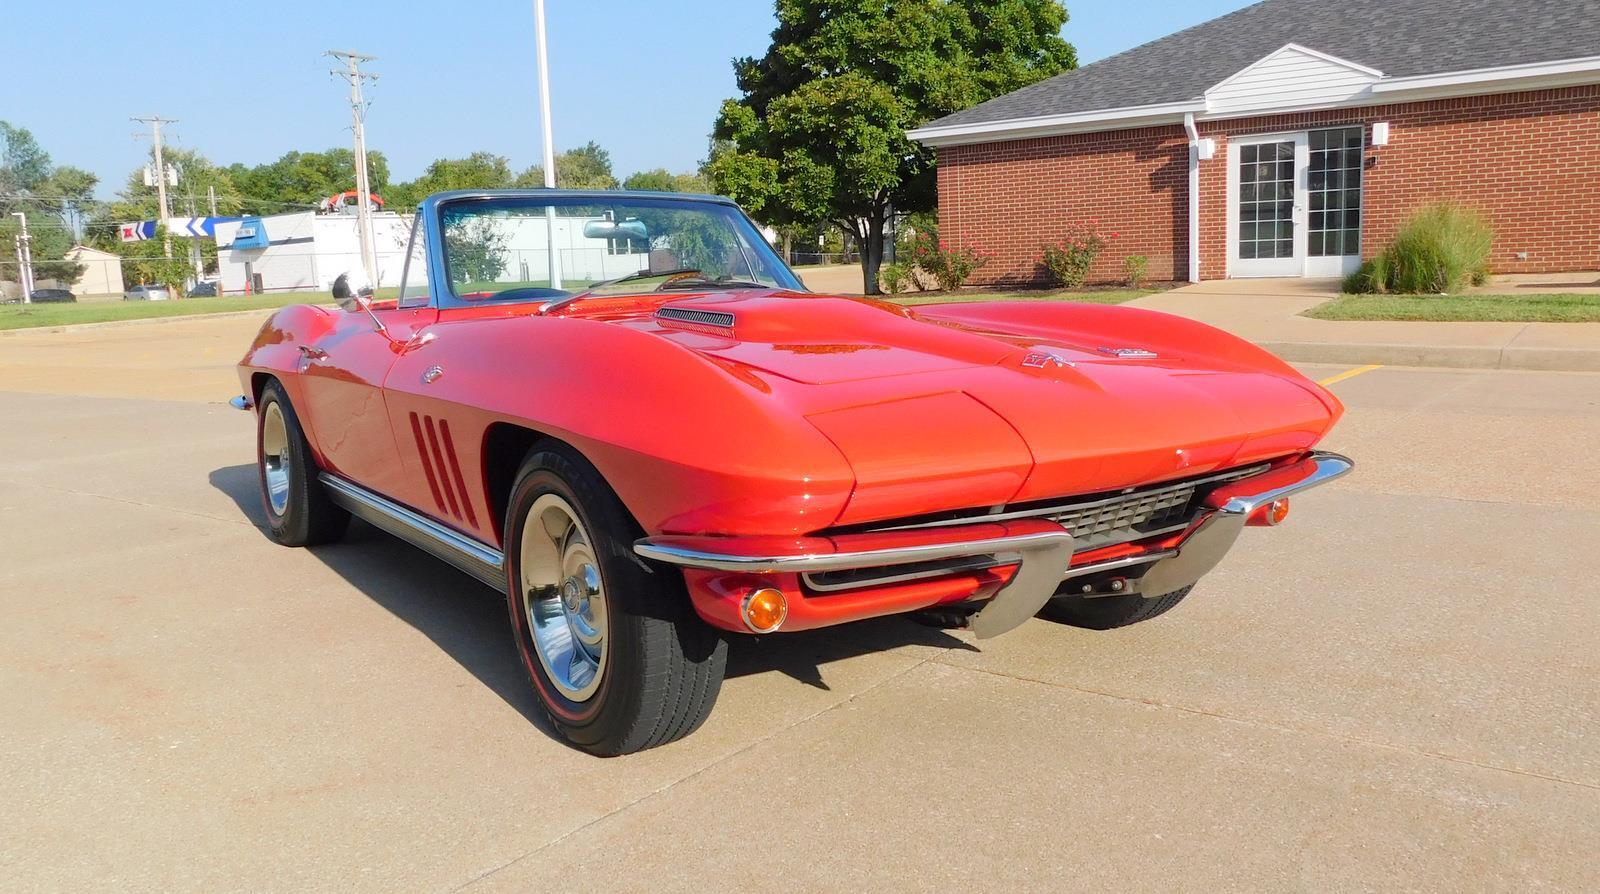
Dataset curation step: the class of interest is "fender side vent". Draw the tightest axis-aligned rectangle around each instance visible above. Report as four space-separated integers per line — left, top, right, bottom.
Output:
655 306 735 333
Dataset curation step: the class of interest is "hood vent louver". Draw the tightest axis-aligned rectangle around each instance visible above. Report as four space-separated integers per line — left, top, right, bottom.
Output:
655 306 736 333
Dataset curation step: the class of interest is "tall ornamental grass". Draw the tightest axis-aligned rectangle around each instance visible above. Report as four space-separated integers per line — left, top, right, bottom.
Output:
1344 202 1493 294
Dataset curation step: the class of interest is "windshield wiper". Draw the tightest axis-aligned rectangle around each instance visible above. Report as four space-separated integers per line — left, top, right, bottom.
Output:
541 268 765 313
540 268 703 314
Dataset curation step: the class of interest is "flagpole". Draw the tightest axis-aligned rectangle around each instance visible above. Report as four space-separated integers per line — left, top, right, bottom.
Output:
535 0 562 290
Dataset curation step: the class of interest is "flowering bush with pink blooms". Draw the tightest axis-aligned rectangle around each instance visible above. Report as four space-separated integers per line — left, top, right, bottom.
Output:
1040 221 1117 287
907 231 990 291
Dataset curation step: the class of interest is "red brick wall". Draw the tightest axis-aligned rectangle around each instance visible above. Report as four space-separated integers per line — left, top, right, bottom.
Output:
938 84 1600 283
935 125 1191 286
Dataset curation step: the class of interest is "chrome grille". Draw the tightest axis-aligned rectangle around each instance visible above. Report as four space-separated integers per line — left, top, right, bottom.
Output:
1045 464 1268 549
864 463 1270 550
655 307 735 329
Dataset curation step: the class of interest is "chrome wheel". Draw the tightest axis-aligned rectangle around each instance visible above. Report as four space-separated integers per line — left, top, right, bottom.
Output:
260 401 291 517
520 494 609 702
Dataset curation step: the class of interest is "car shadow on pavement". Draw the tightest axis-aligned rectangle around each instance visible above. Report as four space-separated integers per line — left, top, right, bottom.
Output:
209 464 981 720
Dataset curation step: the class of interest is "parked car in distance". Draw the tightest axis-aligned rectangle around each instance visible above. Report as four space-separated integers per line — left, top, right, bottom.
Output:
29 288 77 303
125 284 171 301
233 189 1353 756
188 281 218 297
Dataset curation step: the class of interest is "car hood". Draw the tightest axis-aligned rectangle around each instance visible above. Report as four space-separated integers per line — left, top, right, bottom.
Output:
609 290 1341 526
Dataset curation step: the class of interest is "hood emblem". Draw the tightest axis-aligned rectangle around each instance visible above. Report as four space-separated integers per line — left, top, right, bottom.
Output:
1022 350 1074 369
1097 346 1158 359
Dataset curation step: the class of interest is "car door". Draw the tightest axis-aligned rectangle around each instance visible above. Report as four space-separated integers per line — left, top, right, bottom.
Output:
295 298 435 503
371 212 502 543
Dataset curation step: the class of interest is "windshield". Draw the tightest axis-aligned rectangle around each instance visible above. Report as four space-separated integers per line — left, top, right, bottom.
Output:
435 195 801 307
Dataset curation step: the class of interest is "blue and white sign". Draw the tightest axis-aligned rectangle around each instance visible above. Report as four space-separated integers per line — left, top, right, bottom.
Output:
122 217 241 242
118 221 157 242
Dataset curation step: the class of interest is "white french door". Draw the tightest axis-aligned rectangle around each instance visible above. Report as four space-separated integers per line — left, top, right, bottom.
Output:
1229 132 1308 278
1228 128 1366 278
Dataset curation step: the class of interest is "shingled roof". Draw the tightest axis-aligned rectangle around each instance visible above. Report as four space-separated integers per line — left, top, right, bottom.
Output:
925 0 1600 130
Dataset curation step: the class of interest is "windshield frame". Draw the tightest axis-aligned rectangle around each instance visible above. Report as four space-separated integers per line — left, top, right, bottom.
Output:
419 190 806 310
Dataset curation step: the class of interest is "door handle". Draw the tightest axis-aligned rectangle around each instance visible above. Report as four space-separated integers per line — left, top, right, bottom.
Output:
298 345 328 361
422 365 444 384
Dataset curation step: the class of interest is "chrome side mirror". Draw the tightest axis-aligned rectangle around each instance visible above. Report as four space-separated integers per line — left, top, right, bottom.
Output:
331 272 387 336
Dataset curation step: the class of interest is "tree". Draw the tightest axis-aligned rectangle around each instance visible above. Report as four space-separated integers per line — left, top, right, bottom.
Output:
709 0 1076 293
114 225 196 292
515 142 620 190
623 168 676 192
390 152 514 208
622 168 712 193
228 148 391 215
1 121 93 284
83 147 241 281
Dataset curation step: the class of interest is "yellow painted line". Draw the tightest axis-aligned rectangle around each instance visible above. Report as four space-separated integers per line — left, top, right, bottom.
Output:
1318 364 1383 387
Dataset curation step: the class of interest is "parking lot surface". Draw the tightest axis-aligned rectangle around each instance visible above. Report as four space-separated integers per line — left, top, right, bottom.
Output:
1 314 1597 891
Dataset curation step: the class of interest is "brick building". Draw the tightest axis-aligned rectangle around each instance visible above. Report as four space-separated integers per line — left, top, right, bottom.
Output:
908 0 1600 285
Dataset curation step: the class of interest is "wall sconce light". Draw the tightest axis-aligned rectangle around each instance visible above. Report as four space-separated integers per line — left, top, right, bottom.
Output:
1371 122 1391 146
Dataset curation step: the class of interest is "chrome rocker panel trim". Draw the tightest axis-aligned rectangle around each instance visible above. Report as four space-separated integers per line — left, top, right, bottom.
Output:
633 451 1353 635
319 473 506 589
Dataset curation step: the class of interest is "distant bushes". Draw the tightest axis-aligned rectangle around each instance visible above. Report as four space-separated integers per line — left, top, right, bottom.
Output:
1345 202 1493 294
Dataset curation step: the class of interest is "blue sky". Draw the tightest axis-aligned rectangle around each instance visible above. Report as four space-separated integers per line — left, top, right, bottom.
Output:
3 1 1253 199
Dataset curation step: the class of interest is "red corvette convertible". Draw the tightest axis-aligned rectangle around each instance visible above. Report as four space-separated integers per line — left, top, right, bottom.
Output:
233 190 1350 755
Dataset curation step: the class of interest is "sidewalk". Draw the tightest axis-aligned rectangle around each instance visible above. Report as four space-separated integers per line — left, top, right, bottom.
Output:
1129 278 1600 372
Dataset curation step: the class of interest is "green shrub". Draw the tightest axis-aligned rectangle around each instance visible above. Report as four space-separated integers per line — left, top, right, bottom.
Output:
1040 221 1115 287
879 261 916 295
1359 202 1493 294
1123 254 1149 289
907 231 989 291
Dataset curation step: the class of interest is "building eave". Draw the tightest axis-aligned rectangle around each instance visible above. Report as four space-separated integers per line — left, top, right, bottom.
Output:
911 56 1600 149
906 100 1205 148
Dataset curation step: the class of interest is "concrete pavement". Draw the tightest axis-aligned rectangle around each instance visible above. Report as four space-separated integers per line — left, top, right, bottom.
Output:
1 317 1597 890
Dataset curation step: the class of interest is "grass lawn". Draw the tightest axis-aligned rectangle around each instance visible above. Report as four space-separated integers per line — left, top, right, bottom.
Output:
890 289 1152 307
1305 293 1600 323
0 289 412 332
0 286 1151 331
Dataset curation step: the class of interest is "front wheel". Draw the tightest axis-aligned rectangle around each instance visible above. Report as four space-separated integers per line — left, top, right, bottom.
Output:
255 379 348 547
1036 585 1194 630
505 446 726 756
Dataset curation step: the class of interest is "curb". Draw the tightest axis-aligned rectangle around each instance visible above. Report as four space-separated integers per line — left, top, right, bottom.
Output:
1257 340 1600 372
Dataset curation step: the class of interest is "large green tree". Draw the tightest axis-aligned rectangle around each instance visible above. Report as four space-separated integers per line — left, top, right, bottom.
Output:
515 142 620 190
623 168 712 193
228 148 391 215
389 151 515 208
1 121 97 284
709 0 1076 292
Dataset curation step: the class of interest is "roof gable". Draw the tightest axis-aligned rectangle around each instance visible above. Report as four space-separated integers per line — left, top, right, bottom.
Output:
912 0 1600 144
1204 44 1383 116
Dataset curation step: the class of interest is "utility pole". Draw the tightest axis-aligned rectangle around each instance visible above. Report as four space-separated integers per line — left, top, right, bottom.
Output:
207 184 218 216
327 50 379 287
131 115 178 258
534 0 562 289
11 212 34 303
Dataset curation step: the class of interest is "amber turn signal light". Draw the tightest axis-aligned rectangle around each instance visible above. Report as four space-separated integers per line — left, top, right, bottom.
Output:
742 587 788 633
1248 498 1291 527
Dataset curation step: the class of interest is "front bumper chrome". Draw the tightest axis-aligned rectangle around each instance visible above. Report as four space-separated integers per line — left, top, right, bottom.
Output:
635 451 1353 638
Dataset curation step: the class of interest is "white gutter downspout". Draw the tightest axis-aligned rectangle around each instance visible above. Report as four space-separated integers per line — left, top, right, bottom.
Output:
1183 113 1203 284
